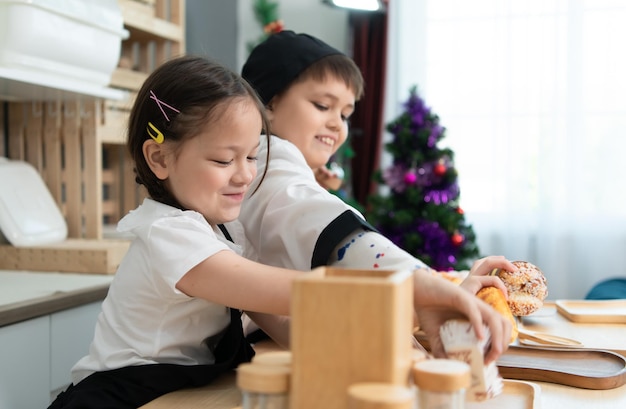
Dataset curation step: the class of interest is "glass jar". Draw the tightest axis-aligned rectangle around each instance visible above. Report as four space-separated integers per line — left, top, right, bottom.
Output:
237 362 290 409
412 359 470 409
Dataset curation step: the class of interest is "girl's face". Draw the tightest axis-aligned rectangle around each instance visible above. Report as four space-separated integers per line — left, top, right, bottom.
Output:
268 76 355 170
158 99 262 225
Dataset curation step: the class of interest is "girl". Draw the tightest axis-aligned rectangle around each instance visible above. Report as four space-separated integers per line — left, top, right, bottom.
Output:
48 55 285 408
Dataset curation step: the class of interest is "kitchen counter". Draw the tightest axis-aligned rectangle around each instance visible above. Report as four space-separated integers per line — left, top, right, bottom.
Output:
0 270 113 327
141 304 626 409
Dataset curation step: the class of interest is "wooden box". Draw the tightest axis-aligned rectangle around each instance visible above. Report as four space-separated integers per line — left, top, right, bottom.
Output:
0 239 130 274
290 267 414 409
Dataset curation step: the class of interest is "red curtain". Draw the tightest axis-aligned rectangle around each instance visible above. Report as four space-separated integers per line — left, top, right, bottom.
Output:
348 5 388 207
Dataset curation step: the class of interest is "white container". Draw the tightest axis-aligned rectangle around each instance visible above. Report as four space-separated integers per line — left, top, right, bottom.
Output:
0 0 128 88
0 158 67 246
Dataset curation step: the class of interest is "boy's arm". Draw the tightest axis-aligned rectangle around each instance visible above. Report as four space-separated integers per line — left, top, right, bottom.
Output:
236 136 374 271
327 229 431 271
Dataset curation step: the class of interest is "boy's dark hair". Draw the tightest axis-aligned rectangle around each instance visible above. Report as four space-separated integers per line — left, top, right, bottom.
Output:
290 53 365 101
243 30 364 105
127 55 271 209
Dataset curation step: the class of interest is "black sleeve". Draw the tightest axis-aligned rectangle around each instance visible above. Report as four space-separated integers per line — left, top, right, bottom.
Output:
310 210 378 268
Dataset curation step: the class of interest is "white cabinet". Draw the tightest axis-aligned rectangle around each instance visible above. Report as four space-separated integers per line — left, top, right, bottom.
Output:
0 316 50 409
0 301 102 408
50 301 102 392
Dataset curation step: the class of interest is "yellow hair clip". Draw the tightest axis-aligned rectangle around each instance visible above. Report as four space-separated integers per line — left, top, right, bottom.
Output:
147 121 164 144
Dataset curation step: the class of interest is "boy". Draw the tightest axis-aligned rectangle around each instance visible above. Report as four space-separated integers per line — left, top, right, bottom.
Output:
228 31 514 360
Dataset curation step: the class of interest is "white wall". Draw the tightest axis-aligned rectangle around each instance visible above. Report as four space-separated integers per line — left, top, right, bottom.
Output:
237 0 351 72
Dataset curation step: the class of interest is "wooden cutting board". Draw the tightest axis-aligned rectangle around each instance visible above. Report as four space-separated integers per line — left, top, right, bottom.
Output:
556 300 626 324
497 346 626 390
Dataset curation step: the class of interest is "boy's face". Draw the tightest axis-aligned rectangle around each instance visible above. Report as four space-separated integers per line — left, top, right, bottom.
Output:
268 76 355 170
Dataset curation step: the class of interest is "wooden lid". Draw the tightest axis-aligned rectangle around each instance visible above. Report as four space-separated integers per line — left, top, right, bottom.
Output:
412 359 471 392
347 383 414 409
251 350 292 367
236 363 290 393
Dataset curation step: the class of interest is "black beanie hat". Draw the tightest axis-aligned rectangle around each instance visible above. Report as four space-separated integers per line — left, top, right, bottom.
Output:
242 30 344 105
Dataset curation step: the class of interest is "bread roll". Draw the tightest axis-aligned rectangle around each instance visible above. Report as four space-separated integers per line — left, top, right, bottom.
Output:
496 261 548 316
476 286 518 343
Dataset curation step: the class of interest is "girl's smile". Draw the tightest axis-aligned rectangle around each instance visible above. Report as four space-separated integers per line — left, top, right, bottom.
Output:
155 99 262 225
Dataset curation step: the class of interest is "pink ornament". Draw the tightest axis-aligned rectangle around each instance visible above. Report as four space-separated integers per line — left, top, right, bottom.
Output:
404 171 417 184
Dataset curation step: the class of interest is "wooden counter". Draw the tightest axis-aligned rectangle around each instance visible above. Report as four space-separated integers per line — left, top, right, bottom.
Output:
141 303 626 409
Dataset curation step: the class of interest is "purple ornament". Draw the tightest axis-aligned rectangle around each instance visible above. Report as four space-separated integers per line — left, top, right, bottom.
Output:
424 182 460 205
415 220 459 271
383 164 408 193
427 125 443 148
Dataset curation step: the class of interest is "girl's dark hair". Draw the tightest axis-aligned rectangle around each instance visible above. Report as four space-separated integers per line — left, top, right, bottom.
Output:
127 55 271 208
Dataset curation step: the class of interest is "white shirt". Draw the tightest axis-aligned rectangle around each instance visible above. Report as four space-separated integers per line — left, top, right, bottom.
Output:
229 135 367 271
72 199 240 384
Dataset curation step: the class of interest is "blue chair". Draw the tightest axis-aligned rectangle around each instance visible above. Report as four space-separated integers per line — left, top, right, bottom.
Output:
585 278 626 300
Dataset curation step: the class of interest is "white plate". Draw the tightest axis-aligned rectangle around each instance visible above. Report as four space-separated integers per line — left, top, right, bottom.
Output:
0 158 67 246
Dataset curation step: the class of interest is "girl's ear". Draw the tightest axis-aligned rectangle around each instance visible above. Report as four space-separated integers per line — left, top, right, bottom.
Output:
143 139 169 180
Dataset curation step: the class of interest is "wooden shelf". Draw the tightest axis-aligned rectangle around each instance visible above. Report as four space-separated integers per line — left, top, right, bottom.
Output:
110 68 148 91
119 0 184 42
124 18 184 42
94 0 186 232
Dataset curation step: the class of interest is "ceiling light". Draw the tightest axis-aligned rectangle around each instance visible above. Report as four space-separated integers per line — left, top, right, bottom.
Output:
323 0 384 12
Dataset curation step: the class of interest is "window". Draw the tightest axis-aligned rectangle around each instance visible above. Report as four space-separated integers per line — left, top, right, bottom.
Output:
387 0 626 298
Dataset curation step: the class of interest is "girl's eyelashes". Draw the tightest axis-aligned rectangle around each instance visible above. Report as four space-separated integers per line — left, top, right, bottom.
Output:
212 155 258 165
213 159 232 165
313 102 328 111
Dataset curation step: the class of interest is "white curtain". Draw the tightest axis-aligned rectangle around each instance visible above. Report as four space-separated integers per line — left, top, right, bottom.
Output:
386 0 626 299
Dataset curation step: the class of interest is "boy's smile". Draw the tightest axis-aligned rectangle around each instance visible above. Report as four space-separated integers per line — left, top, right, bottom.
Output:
268 76 355 170
317 135 337 148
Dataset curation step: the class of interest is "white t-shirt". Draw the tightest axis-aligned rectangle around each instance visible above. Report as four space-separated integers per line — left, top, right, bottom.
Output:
230 135 368 271
72 198 240 384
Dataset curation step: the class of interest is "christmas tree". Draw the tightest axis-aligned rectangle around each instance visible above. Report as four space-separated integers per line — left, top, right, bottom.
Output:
366 87 480 271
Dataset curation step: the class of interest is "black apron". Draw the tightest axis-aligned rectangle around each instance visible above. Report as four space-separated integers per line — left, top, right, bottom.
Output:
48 307 255 409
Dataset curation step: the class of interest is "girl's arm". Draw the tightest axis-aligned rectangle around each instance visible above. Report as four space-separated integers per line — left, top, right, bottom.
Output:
175 250 298 315
244 312 291 348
